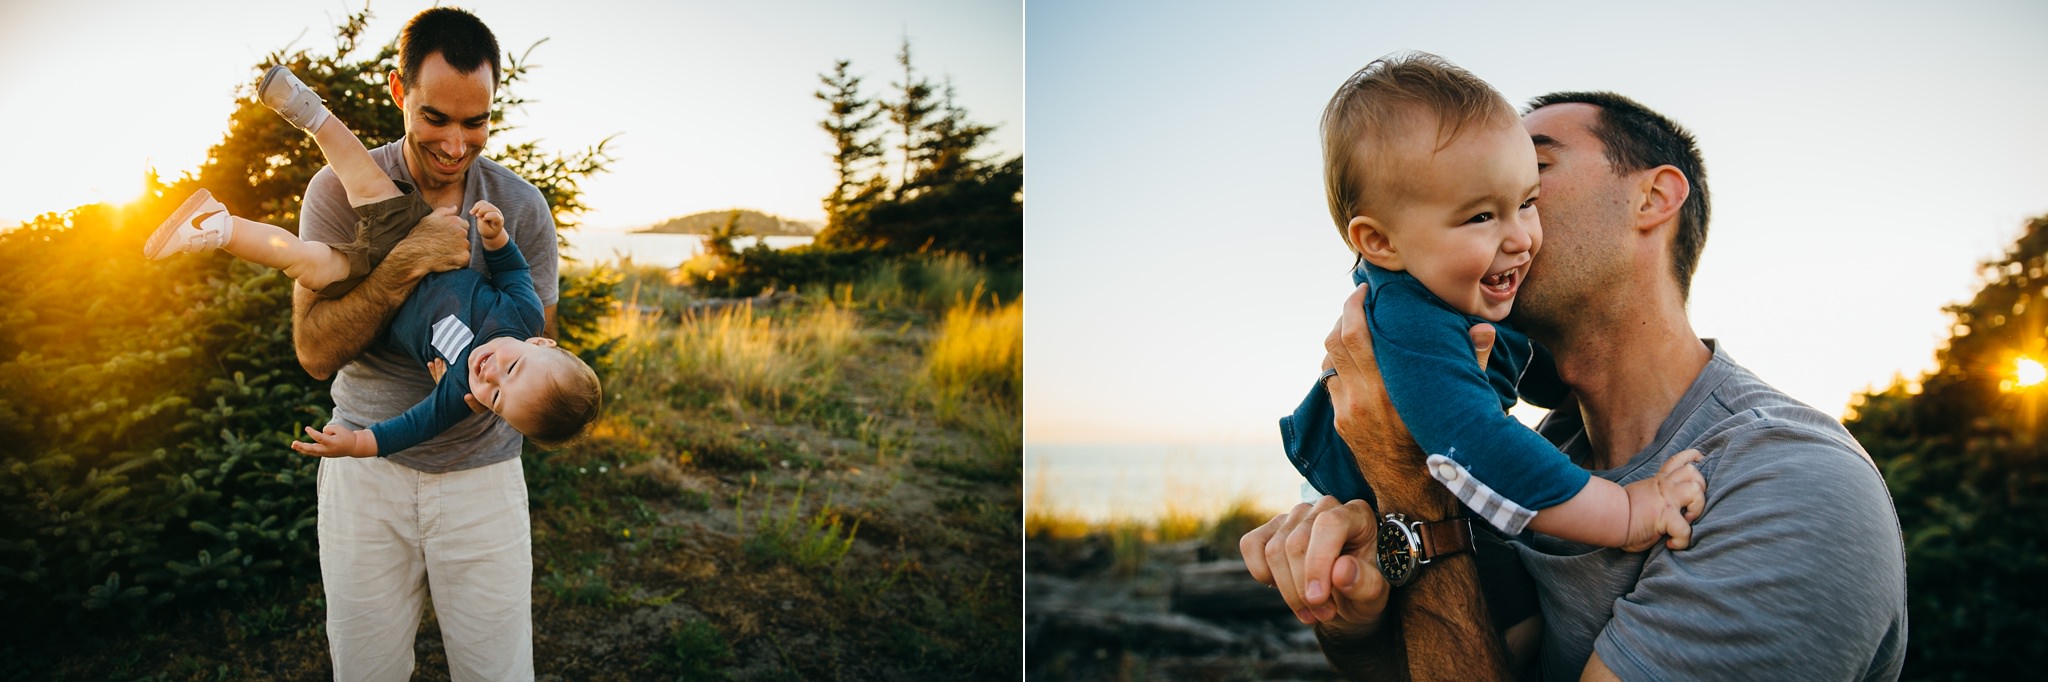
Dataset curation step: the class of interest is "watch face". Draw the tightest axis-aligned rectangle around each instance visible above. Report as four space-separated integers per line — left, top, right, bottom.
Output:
1377 515 1419 587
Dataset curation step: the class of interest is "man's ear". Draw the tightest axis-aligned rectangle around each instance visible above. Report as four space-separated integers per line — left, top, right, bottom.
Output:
387 70 406 109
1633 165 1689 233
1347 215 1402 270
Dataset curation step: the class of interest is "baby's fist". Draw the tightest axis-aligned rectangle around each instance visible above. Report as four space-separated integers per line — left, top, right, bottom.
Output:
471 200 505 239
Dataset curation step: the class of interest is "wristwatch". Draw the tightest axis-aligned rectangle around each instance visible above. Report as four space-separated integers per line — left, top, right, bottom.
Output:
1375 513 1475 587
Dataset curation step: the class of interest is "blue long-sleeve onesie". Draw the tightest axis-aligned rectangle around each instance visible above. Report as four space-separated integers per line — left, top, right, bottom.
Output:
364 240 545 455
1279 262 1581 534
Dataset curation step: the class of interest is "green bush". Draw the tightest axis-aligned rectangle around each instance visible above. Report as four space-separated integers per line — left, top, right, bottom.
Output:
0 200 321 636
1844 214 2048 679
661 618 735 681
685 241 888 298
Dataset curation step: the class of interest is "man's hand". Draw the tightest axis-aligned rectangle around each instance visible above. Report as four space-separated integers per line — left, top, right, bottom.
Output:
1242 496 1390 630
426 358 487 414
472 200 507 251
293 424 377 458
390 207 471 277
293 211 469 380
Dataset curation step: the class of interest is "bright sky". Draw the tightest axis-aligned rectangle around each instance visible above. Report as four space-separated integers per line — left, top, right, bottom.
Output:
0 0 1021 231
1025 0 2048 446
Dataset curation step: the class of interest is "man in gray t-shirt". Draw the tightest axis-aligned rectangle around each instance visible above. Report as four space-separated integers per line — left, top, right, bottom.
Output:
301 141 560 473
290 8 553 681
1243 92 1906 680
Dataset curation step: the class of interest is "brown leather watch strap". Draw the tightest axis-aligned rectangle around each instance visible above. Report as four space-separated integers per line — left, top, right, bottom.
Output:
1414 517 1474 563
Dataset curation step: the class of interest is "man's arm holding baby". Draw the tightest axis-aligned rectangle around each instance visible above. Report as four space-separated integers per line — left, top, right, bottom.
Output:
292 168 470 380
1244 283 1517 678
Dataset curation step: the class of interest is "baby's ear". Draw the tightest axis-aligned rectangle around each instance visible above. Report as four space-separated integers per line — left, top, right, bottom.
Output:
526 337 558 348
463 393 486 414
1347 215 1402 270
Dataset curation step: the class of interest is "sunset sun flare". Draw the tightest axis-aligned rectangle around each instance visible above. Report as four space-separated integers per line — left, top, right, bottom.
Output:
2016 357 2047 390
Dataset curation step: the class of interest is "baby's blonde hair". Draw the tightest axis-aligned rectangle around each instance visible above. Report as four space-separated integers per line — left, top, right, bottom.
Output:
1321 52 1518 242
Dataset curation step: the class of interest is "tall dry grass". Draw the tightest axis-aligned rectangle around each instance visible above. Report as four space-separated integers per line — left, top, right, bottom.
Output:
924 289 1022 458
602 290 862 415
672 300 860 407
1026 488 1276 576
851 252 1018 312
926 288 1022 410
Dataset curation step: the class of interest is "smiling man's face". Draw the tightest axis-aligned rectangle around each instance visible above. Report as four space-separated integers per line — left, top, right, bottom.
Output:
392 51 495 193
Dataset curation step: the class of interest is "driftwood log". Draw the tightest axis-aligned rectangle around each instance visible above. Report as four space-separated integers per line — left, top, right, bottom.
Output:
1035 609 1242 654
1172 560 1295 620
682 291 803 317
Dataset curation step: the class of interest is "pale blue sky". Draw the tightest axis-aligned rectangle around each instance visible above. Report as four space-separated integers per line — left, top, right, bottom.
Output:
1025 0 2048 445
0 0 1021 230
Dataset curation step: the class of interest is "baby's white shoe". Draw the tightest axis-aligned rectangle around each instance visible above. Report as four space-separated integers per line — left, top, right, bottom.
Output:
144 189 231 259
258 65 331 133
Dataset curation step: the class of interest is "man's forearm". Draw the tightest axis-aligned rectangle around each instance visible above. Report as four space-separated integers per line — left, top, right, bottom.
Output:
292 253 431 379
1315 617 1407 679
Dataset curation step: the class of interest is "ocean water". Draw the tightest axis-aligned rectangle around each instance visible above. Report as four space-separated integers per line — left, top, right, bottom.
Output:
1027 406 1551 523
1026 442 1310 522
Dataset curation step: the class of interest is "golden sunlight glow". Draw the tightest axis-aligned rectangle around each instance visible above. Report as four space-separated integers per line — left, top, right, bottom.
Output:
2017 357 2048 389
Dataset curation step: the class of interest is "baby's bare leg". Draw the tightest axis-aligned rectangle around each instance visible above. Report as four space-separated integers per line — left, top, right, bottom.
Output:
259 65 401 208
309 117 402 208
222 217 351 290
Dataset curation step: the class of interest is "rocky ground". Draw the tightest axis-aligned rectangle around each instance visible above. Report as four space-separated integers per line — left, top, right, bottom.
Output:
1026 535 1345 681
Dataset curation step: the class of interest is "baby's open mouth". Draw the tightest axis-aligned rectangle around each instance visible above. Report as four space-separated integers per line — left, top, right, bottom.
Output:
1483 267 1519 291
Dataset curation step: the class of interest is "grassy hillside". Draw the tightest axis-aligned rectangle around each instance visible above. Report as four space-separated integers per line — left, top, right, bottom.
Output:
24 255 1022 681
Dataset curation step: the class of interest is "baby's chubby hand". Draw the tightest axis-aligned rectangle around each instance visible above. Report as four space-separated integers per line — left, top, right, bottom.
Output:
471 200 507 250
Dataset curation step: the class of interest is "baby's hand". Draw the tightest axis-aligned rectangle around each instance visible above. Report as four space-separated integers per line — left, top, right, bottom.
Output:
471 200 507 250
293 424 376 458
1621 448 1707 552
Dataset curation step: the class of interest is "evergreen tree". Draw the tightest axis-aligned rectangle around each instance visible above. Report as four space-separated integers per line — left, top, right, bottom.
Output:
1844 214 2048 679
808 41 1019 262
816 59 885 231
914 78 997 192
888 38 938 199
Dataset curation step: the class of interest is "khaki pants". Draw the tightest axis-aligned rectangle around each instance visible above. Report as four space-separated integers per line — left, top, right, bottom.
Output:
317 455 534 682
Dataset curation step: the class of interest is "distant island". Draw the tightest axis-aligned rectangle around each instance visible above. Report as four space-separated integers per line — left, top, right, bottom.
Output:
634 209 820 237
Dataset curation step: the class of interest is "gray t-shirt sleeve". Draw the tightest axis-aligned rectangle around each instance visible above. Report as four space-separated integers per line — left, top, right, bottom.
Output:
1594 422 1907 680
499 179 559 307
299 166 355 246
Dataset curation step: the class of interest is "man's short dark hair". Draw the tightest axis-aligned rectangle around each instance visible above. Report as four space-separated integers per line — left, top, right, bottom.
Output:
1526 92 1711 300
399 7 502 90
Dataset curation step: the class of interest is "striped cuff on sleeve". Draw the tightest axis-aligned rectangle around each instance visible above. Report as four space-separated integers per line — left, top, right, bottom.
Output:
1426 452 1536 535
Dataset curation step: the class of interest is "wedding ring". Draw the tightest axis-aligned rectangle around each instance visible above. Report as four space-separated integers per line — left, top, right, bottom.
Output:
1319 367 1339 387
